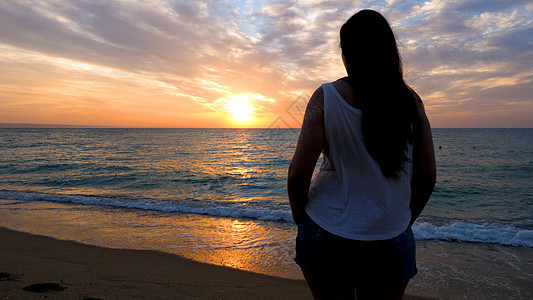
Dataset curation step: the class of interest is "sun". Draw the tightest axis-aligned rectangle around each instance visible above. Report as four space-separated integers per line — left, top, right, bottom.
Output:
223 96 255 122
213 93 275 126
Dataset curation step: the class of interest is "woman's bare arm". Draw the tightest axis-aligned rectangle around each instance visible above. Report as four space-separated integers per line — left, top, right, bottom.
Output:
287 87 325 225
409 92 437 226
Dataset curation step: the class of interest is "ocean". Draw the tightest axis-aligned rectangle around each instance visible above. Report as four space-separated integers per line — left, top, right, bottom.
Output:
0 128 532 299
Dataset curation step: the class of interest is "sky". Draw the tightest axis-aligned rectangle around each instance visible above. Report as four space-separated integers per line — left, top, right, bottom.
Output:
0 0 532 128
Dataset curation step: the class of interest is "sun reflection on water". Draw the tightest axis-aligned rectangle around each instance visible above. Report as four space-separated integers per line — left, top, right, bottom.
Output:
0 199 301 279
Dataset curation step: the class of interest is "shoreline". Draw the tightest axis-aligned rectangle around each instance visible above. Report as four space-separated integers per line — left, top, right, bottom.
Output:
0 227 431 299
0 227 310 299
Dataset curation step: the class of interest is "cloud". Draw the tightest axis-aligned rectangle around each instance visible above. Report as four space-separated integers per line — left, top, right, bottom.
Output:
0 0 531 127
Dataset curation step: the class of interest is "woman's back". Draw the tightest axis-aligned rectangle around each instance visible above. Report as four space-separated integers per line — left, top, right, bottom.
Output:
305 81 413 241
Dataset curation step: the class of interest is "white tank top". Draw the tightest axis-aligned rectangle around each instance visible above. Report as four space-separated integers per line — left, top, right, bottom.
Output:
305 82 413 240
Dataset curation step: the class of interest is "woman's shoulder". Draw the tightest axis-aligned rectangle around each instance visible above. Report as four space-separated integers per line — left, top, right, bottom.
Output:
309 78 355 109
407 86 423 105
330 78 358 109
406 86 432 131
331 78 351 89
308 85 325 110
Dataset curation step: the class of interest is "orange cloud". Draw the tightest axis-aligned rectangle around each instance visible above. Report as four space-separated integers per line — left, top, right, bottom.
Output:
0 1 531 128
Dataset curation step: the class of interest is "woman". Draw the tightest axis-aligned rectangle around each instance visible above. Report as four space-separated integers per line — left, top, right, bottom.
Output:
287 10 436 299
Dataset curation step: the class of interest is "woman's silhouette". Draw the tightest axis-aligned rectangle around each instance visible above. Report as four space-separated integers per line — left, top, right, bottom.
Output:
288 10 436 299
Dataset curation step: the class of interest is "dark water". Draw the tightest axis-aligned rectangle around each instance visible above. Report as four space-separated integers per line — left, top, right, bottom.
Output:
0 128 532 298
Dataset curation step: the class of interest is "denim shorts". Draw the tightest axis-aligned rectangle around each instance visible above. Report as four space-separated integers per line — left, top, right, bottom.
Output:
294 213 417 288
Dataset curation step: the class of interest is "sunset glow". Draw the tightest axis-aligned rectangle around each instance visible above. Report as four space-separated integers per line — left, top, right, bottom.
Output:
0 1 531 128
225 99 255 123
215 93 274 124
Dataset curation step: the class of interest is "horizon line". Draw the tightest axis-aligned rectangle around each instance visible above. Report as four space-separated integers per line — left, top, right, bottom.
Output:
0 123 532 129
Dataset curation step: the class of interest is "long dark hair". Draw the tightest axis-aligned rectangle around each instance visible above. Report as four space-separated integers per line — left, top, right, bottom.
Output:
340 9 417 180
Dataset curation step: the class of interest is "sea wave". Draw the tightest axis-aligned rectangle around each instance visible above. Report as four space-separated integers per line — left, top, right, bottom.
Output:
0 190 293 223
1 190 532 247
412 221 533 247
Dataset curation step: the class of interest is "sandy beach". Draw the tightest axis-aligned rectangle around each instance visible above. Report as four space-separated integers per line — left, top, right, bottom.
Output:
0 227 433 299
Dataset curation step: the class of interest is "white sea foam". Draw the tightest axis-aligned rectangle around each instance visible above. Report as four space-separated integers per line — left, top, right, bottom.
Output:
412 221 533 247
0 190 294 223
2 190 532 247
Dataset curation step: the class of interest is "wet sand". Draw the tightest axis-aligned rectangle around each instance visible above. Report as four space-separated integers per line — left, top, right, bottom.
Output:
0 227 431 299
